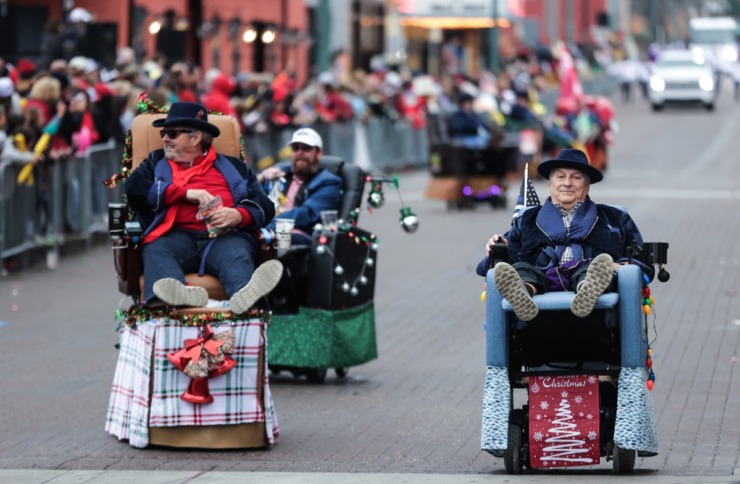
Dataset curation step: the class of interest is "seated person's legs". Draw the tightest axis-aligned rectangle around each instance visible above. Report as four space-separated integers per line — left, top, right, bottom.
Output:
204 232 283 314
143 230 206 307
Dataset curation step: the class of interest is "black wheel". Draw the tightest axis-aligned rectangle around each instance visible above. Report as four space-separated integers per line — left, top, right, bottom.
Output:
504 423 525 474
306 368 327 384
269 365 283 376
335 367 348 378
612 445 636 474
704 103 715 111
651 103 663 112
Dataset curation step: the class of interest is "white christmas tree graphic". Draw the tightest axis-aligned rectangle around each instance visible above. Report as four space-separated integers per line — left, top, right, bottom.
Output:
540 398 594 464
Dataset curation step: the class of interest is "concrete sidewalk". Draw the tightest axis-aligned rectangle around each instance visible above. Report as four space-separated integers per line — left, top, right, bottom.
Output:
3 469 739 484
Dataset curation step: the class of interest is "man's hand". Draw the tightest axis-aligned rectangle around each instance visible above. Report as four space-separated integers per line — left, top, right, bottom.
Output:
257 167 284 184
186 189 214 206
485 234 508 256
206 207 243 229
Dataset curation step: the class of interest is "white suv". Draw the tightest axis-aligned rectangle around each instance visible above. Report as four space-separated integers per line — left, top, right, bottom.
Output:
648 50 717 111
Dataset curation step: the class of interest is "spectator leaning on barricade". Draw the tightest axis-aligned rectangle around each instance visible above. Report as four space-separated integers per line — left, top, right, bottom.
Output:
257 127 341 247
123 101 283 312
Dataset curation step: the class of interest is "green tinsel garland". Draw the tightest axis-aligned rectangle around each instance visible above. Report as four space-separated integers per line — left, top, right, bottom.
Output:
115 305 269 330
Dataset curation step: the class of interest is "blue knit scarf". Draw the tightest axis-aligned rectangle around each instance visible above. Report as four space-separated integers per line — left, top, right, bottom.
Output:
535 196 598 270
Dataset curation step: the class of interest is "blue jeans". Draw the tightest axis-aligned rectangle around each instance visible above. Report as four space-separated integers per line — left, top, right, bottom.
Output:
142 229 258 304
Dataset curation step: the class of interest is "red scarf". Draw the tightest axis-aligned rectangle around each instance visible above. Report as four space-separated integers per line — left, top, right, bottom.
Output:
144 147 217 243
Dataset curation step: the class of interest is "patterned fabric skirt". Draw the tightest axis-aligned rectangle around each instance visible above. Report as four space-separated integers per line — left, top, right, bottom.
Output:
104 317 279 449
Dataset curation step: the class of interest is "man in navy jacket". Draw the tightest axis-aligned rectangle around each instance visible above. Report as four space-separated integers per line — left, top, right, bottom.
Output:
124 102 282 313
477 149 653 321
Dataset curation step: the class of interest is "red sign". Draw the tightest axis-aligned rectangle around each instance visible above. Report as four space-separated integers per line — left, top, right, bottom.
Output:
528 375 600 468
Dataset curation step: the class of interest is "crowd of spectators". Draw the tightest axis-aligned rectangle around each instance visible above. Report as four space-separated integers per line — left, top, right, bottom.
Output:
0 28 626 172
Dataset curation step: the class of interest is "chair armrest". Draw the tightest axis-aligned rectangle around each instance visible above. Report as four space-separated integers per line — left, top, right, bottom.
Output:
485 268 508 368
617 264 646 368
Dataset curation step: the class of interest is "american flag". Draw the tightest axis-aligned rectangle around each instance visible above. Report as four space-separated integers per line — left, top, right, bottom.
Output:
512 163 541 224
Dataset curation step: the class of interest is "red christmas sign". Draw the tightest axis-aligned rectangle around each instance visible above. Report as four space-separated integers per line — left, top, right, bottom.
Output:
528 375 600 468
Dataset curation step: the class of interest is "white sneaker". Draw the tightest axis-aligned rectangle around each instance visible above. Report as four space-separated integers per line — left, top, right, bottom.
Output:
229 260 284 314
571 253 614 318
153 278 208 308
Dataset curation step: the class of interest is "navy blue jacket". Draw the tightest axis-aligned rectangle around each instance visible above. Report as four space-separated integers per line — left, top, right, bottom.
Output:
476 202 654 280
124 149 275 245
263 168 342 233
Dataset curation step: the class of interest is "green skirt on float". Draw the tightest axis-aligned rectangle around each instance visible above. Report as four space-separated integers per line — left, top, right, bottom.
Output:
267 302 377 369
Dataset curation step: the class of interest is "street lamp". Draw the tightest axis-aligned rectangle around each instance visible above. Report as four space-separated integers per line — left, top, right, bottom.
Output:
262 24 277 44
243 24 258 43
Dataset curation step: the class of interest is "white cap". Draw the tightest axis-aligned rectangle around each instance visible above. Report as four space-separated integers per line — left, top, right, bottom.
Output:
287 127 322 150
69 7 93 23
317 71 334 86
0 77 14 98
69 56 88 72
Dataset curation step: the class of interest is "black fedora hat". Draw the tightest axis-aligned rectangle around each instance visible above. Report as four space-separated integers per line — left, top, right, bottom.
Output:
537 148 603 183
152 101 220 137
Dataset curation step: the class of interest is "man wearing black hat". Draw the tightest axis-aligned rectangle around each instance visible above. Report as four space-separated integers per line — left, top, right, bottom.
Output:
476 148 654 321
125 101 282 313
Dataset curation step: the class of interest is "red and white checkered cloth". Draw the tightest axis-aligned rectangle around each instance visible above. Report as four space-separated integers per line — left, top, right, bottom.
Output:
105 318 279 448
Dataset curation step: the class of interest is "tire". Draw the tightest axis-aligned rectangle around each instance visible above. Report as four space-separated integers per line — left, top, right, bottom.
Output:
651 103 663 112
335 367 348 378
612 445 636 474
306 368 327 384
704 103 715 111
504 423 525 474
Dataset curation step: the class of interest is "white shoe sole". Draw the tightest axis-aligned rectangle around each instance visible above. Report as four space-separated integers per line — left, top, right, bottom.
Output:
229 260 284 314
494 263 538 321
153 278 208 308
571 253 614 318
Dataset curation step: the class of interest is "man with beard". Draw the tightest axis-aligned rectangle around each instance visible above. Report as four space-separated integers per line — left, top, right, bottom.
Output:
124 101 283 312
257 127 342 246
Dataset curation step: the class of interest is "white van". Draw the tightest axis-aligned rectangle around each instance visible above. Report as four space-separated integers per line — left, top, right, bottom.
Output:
688 17 738 73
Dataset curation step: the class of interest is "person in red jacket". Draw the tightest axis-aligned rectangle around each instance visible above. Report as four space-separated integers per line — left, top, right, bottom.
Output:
202 73 238 120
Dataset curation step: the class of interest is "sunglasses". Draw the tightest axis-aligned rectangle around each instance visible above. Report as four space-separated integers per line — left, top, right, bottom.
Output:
159 129 195 139
290 143 316 153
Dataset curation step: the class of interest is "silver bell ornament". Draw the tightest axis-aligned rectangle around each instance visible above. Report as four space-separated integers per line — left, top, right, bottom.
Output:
341 282 351 292
368 191 385 208
359 275 368 285
367 182 385 208
316 245 326 255
334 265 344 275
350 286 359 296
399 206 419 233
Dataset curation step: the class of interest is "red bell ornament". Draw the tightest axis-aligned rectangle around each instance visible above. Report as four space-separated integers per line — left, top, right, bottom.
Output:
181 378 214 404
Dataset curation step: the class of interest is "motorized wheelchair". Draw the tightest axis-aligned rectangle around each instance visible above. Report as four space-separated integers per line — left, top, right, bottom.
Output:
425 113 516 210
481 240 669 474
262 155 381 383
105 112 281 449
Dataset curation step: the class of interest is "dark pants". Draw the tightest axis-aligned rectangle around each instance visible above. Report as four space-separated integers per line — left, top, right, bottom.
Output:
512 260 616 294
142 229 257 304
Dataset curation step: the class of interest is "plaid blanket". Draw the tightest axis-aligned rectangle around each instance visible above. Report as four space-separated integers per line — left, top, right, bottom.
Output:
105 318 279 449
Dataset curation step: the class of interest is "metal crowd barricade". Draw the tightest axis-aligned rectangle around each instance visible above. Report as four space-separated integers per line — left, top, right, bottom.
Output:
61 140 122 246
85 140 123 236
0 159 64 266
